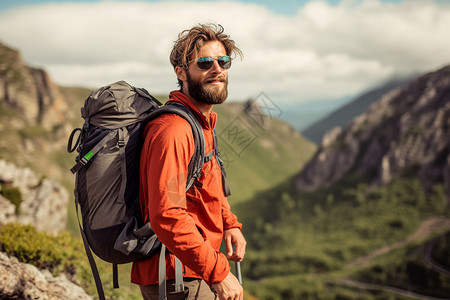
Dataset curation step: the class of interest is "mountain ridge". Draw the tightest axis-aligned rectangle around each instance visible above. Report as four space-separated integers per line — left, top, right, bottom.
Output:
301 77 412 144
295 64 450 196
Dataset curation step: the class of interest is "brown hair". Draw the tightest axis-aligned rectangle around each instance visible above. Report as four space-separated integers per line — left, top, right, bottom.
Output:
170 23 243 86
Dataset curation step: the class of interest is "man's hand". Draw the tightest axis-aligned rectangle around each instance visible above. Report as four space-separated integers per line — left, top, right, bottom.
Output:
212 271 243 300
224 228 246 262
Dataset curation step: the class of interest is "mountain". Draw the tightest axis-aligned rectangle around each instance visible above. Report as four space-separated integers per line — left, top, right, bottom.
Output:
295 66 450 193
302 78 412 144
236 64 450 299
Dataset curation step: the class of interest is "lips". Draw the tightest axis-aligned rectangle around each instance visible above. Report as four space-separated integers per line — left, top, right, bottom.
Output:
205 77 226 85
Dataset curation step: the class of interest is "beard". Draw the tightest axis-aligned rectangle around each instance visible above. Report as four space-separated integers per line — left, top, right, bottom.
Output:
186 71 228 105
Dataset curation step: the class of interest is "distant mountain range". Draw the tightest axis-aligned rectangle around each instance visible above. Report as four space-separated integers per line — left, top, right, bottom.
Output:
278 96 351 132
301 78 414 144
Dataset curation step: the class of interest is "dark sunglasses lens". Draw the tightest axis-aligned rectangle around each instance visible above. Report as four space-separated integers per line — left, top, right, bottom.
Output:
218 56 231 69
197 57 214 70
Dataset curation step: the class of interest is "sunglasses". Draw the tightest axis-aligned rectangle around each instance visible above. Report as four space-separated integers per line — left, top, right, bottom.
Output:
196 56 232 70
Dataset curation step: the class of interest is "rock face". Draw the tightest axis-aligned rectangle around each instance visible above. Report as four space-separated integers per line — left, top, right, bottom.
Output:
0 252 92 300
294 65 450 197
0 160 69 235
0 41 70 130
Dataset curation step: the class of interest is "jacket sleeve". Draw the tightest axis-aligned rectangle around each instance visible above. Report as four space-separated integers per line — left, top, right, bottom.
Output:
142 115 230 285
220 192 242 231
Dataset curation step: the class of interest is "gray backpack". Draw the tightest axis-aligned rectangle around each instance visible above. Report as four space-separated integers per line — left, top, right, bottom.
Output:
68 81 230 300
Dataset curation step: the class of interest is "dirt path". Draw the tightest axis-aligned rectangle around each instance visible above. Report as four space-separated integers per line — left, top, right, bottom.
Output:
328 278 450 300
335 217 450 299
425 239 450 276
347 217 450 268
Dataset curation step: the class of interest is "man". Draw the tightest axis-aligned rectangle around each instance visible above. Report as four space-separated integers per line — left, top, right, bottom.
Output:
131 24 246 300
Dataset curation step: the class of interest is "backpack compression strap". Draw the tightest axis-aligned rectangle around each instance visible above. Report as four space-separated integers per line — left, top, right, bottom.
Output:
70 129 117 174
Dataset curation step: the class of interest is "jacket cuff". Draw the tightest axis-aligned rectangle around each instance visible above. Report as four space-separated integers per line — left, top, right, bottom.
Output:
223 221 242 231
206 252 230 286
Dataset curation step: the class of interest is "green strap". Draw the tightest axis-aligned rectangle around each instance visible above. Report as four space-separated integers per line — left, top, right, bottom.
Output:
70 130 117 174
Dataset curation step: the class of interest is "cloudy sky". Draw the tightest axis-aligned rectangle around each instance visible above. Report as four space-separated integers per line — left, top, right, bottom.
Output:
0 0 449 105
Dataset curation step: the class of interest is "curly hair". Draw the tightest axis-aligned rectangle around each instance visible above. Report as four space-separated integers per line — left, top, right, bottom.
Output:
170 23 242 87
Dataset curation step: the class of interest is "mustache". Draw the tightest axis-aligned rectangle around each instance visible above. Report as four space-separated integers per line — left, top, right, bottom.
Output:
204 77 228 84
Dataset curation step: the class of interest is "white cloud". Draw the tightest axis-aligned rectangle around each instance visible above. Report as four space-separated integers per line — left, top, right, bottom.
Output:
0 0 449 103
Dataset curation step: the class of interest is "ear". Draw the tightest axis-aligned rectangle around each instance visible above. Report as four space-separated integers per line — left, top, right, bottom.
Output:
175 66 187 83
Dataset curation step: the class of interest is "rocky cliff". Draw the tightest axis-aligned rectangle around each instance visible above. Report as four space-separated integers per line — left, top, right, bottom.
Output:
0 41 72 130
295 65 450 198
0 160 69 234
0 252 92 300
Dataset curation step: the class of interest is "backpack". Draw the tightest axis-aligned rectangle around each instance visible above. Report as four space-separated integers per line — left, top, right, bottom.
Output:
67 81 229 300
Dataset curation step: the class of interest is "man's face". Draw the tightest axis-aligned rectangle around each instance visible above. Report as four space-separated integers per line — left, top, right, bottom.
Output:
184 40 229 105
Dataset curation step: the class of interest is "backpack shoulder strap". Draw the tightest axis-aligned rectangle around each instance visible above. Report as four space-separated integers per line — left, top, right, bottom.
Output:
146 102 205 191
213 129 231 197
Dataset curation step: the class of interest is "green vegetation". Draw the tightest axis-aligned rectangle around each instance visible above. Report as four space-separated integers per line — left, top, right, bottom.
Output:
236 173 449 299
0 223 88 277
0 223 141 299
0 184 22 214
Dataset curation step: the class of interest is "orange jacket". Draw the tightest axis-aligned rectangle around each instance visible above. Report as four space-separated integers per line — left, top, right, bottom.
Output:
131 91 242 286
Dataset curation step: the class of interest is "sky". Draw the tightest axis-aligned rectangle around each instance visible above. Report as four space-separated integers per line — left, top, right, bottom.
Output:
0 0 449 105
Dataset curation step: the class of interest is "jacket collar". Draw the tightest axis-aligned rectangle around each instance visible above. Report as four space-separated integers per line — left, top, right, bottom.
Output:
168 90 217 130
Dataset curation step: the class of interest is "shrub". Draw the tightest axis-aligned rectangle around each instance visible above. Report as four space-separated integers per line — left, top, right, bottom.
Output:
0 223 87 278
0 184 22 214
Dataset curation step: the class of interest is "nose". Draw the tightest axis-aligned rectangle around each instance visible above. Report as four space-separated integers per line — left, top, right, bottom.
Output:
210 60 223 73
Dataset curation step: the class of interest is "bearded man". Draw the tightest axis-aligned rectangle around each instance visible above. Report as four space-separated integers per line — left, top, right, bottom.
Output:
131 24 246 300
